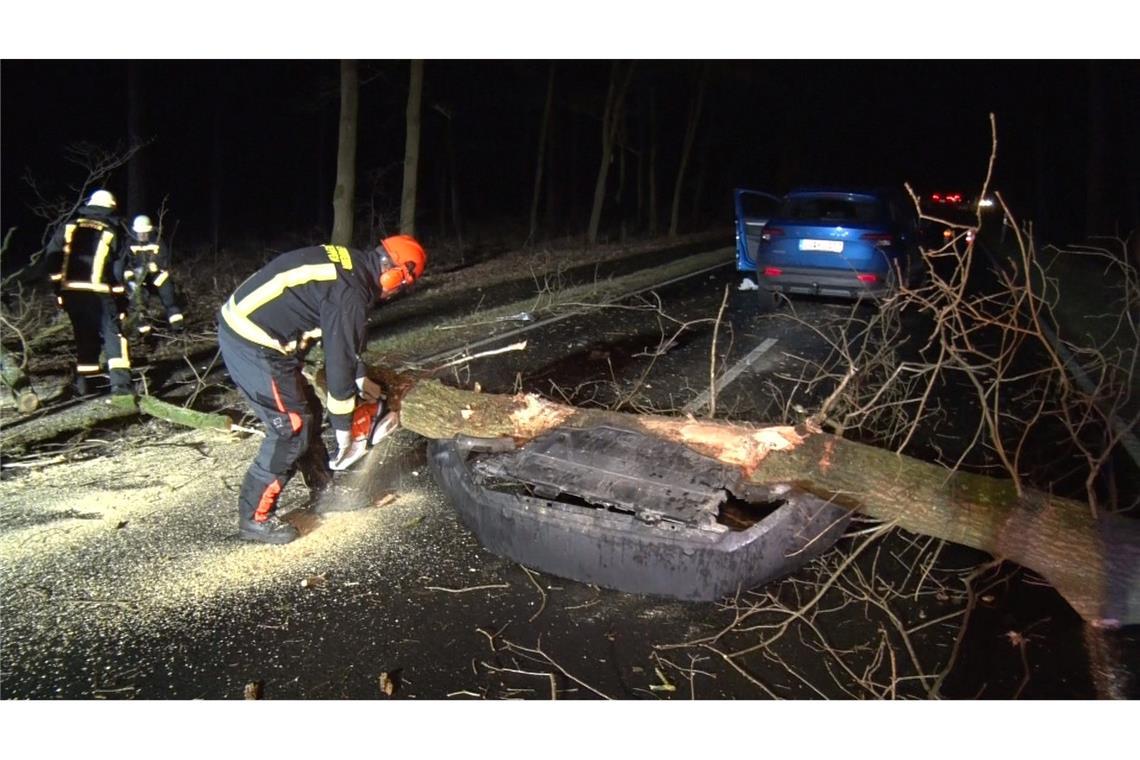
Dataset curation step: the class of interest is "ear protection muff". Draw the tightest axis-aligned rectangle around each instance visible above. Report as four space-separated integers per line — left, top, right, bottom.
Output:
379 260 416 294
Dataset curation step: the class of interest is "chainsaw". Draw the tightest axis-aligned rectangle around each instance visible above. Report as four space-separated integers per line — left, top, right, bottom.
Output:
328 401 400 471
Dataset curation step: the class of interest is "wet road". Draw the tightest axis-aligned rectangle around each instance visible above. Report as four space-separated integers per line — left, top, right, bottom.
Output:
2 255 1136 700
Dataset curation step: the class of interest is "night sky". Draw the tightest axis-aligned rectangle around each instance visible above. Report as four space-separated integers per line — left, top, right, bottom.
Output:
3 12 1139 266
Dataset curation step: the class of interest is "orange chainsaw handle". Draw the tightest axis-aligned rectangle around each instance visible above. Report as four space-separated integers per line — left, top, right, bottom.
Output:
351 402 379 441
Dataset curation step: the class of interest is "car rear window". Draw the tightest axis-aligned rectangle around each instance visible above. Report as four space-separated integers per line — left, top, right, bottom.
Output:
780 196 885 223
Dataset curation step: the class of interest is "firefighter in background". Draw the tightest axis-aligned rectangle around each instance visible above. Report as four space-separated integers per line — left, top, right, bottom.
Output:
218 235 427 544
44 189 134 397
123 214 184 334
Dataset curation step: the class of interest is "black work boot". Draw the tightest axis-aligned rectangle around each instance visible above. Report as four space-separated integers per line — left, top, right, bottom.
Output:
109 369 135 400
239 514 299 544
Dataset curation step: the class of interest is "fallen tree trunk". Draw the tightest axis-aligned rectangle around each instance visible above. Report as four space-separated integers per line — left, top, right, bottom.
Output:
1 394 236 455
391 377 1139 628
110 394 234 432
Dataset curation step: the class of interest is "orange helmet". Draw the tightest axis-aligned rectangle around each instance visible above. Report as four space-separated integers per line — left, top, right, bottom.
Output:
379 235 427 294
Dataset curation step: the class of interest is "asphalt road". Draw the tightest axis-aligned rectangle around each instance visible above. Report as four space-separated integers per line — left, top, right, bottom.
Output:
2 251 1136 700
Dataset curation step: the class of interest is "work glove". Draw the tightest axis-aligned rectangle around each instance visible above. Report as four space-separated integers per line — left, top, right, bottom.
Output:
356 376 382 403
329 425 368 472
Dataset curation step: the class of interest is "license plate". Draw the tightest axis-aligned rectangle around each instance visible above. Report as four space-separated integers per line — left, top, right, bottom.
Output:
799 239 844 252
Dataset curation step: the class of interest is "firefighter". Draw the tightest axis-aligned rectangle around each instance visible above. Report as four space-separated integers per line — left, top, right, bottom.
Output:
123 214 184 334
44 189 134 397
217 235 427 544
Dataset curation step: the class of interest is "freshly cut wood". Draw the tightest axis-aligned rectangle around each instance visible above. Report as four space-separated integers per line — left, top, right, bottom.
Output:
393 377 1139 628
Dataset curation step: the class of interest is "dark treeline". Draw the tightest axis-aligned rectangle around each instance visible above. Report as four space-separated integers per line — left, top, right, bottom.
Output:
2 60 1138 265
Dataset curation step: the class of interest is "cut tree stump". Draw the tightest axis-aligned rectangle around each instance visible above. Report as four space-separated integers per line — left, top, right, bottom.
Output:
391 377 1139 628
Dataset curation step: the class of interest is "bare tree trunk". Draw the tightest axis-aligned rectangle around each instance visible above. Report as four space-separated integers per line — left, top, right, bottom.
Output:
1085 61 1107 237
670 67 707 238
636 102 645 230
619 144 628 242
331 60 359 247
648 88 659 236
1 394 233 454
387 377 1139 629
127 62 146 216
210 63 224 254
528 63 555 244
588 62 634 245
690 151 707 227
545 110 560 233
448 115 463 258
400 60 425 237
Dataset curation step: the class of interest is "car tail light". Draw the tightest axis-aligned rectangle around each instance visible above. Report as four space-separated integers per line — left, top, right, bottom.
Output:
763 267 782 277
856 273 878 284
860 232 893 247
761 227 784 242
931 193 942 201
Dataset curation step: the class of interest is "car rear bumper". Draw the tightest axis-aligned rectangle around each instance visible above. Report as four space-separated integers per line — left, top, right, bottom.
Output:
428 434 851 602
759 265 890 300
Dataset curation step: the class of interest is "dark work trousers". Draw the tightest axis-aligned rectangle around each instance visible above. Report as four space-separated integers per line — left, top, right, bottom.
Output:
133 274 183 326
218 321 332 523
61 290 132 393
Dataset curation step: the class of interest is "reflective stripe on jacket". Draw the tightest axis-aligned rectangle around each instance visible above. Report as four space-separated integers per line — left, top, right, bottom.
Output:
220 244 381 430
46 206 127 294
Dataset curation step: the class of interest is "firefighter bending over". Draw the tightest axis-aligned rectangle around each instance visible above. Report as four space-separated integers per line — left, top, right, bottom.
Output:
44 189 134 398
217 235 427 544
123 214 184 334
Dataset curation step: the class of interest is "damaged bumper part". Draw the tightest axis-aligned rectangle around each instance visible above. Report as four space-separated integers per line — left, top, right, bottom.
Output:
428 425 850 602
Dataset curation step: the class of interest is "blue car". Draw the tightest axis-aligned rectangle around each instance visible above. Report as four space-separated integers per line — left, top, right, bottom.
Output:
737 187 921 309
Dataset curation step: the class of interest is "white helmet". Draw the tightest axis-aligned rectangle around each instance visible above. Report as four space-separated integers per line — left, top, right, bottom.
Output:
87 189 117 209
132 215 154 234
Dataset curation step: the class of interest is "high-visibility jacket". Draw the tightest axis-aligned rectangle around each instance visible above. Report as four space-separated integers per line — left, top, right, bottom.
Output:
220 244 382 431
45 205 128 295
123 235 174 287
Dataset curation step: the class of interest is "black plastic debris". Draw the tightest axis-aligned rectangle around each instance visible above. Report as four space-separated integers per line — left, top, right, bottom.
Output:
428 425 851 602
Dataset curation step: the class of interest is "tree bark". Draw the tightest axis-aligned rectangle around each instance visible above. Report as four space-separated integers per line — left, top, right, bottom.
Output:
210 63 225 254
669 67 707 238
331 59 359 247
648 90 659 236
448 115 463 257
1085 61 1107 237
400 60 424 237
1 395 235 455
528 63 555 244
389 377 1139 628
587 62 634 245
126 62 146 216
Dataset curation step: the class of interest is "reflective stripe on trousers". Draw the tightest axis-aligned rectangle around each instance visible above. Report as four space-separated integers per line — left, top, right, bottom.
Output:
218 321 331 522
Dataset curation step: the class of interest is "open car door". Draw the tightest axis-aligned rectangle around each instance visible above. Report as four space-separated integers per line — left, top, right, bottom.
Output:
734 188 782 274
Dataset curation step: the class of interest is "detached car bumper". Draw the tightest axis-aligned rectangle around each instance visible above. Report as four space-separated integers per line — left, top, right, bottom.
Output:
428 425 851 602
